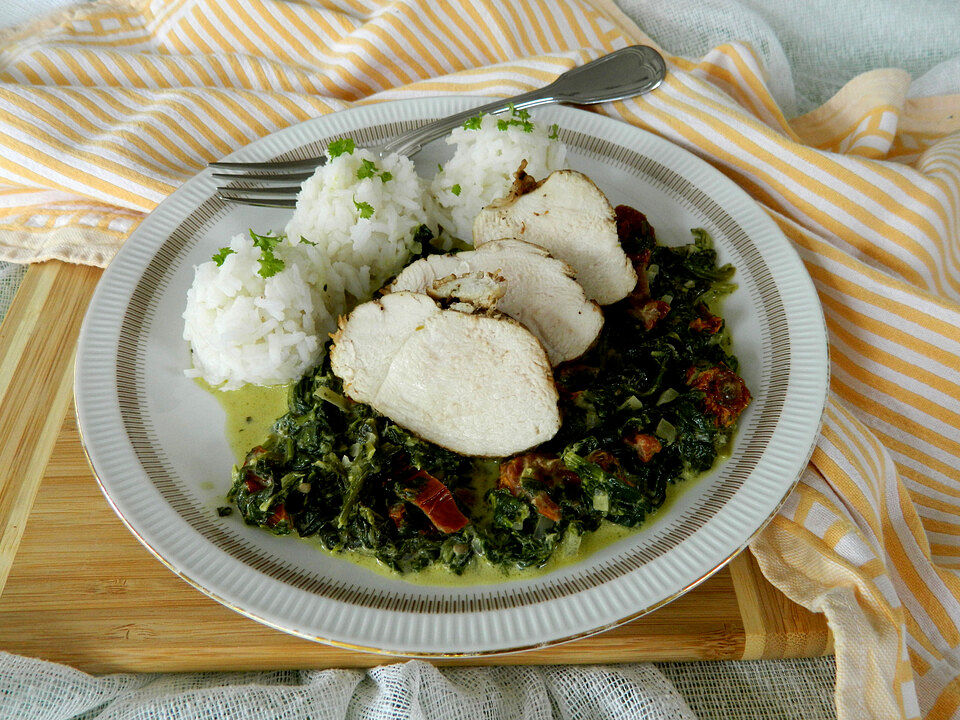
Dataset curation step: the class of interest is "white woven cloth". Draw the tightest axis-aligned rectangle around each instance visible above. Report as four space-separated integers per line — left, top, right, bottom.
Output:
0 1 956 719
0 262 25 319
615 0 960 115
0 653 838 720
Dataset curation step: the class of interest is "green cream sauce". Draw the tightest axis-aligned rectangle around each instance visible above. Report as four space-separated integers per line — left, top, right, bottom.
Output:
201 380 290 462
206 382 698 586
335 488 691 587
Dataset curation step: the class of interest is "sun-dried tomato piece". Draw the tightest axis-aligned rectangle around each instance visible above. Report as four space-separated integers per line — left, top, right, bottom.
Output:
616 205 657 299
624 432 662 463
690 303 723 334
631 298 670 331
498 453 573 521
266 503 289 527
498 456 526 496
408 472 469 534
586 449 618 472
615 205 655 247
244 470 266 494
686 366 752 427
499 453 577 493
631 249 653 299
532 492 562 522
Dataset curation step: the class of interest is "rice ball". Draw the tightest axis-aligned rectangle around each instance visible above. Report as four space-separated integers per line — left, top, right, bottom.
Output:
285 142 430 318
428 110 567 244
183 232 332 390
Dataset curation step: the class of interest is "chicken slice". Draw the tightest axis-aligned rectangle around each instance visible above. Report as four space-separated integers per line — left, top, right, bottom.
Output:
330 292 560 457
389 240 603 365
472 165 637 305
427 271 506 312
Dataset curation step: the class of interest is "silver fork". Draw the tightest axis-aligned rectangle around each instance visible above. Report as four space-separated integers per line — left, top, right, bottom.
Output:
211 45 666 208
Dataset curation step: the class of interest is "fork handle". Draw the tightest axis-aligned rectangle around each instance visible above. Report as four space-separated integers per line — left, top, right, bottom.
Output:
381 45 665 158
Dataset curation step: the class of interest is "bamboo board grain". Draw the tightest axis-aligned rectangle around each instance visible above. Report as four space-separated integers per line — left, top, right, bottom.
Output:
0 262 832 672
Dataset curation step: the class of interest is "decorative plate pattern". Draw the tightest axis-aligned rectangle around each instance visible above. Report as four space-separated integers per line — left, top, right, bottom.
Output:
75 97 829 656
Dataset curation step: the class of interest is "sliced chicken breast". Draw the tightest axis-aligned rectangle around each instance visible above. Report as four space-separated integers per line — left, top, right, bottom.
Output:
389 240 603 365
472 167 637 305
428 270 506 312
330 292 560 457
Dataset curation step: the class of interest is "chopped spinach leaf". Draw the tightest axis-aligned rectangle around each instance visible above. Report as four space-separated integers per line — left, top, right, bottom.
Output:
227 212 750 574
405 224 448 264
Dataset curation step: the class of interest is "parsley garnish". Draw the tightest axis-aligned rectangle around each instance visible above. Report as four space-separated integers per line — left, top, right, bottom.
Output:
451 184 461 196
250 229 280 251
354 200 375 219
462 114 483 130
548 123 559 139
212 247 235 266
495 105 535 133
356 158 393 183
258 253 284 278
356 158 378 179
327 137 355 158
249 229 286 278
299 236 316 246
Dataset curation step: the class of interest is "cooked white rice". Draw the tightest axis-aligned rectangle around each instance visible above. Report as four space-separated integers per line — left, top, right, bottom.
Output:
183 233 331 390
428 112 567 244
184 144 428 389
285 146 429 319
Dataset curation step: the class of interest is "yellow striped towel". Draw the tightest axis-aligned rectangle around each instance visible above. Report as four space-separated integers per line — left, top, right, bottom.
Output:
2 1 959 717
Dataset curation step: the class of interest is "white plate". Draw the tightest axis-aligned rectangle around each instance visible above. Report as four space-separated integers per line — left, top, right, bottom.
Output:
75 97 829 656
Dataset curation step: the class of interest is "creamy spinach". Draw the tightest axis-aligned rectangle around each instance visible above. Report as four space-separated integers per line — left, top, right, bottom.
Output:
225 206 751 574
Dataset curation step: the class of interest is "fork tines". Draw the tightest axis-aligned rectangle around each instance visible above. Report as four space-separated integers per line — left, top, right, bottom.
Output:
212 170 315 182
211 154 322 206
209 156 324 171
215 191 297 208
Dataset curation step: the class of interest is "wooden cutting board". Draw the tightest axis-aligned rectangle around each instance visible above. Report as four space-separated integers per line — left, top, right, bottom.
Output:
0 262 832 673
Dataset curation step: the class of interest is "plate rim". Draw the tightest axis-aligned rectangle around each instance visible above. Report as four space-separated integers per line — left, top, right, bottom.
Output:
74 96 830 656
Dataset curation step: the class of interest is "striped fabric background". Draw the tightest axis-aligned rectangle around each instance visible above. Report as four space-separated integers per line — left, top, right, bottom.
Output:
1 1 959 717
